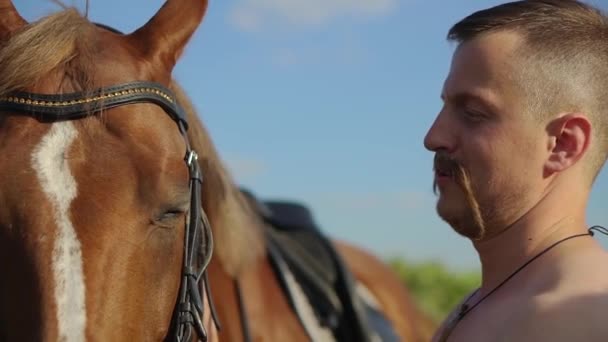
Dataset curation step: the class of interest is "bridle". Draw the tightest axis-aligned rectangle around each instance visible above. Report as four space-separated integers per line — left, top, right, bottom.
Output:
0 81 221 341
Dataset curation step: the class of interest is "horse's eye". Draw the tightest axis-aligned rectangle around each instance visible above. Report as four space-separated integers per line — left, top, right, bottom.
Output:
155 207 187 224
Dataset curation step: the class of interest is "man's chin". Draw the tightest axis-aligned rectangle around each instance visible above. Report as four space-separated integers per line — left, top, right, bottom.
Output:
436 193 462 215
436 205 459 228
436 204 484 240
436 200 460 225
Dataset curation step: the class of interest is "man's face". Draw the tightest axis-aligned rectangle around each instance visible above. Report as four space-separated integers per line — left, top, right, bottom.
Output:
424 31 548 240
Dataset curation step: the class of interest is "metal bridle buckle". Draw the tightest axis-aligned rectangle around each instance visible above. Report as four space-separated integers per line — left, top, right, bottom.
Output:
186 150 199 167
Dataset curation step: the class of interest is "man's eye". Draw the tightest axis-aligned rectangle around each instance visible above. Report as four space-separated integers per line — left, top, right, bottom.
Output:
462 108 486 122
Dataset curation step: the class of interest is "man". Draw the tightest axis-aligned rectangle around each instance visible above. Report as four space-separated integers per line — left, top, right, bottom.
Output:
424 1 608 341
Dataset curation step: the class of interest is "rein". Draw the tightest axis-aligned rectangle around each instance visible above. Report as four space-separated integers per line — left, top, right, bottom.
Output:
0 81 221 342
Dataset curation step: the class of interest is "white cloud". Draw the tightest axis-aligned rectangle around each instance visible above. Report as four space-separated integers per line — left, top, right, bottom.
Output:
228 0 399 31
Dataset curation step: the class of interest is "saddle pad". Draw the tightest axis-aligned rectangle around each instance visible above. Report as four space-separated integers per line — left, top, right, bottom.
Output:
240 189 398 341
265 225 402 342
265 225 343 328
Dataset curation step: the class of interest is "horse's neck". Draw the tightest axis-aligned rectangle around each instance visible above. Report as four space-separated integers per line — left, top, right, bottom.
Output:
202 180 265 277
168 80 265 277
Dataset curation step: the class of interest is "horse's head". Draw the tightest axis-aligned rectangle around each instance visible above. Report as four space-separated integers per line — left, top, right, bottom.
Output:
0 1 219 340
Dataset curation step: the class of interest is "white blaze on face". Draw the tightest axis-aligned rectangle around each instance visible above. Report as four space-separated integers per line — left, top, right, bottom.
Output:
31 122 86 341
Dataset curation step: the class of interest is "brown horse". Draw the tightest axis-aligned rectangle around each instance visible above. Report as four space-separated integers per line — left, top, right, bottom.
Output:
0 0 219 341
0 0 436 341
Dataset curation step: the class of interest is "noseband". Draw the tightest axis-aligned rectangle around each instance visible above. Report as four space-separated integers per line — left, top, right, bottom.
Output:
0 81 221 341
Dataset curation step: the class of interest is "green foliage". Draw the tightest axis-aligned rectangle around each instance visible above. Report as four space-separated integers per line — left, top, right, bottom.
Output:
388 258 481 323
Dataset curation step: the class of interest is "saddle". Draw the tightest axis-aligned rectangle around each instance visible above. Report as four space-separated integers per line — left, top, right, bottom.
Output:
240 188 400 342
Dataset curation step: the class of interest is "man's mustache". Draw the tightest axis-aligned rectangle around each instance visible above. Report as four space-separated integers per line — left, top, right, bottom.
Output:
434 153 463 178
433 153 465 193
432 152 486 239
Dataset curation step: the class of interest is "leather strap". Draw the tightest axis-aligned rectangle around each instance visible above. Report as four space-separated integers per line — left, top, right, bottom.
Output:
0 81 188 130
234 279 252 342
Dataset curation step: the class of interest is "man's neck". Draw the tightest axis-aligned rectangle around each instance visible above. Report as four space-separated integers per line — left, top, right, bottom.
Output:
472 188 589 295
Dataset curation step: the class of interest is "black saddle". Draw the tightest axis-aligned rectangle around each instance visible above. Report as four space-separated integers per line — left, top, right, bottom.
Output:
264 200 320 232
240 188 400 342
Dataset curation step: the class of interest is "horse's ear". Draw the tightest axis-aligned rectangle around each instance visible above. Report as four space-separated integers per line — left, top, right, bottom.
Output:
128 0 208 71
0 0 28 40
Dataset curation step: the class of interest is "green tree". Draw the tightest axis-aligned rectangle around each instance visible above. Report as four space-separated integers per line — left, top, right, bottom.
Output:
388 258 480 323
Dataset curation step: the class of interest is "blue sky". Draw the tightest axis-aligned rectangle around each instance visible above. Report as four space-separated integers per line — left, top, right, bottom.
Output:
18 0 608 270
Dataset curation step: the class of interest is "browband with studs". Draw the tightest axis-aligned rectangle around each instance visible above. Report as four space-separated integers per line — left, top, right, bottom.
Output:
0 81 188 130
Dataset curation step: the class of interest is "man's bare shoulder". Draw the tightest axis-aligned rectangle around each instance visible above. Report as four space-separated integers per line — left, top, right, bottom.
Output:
559 246 608 291
431 246 608 341
508 288 608 341
510 250 608 341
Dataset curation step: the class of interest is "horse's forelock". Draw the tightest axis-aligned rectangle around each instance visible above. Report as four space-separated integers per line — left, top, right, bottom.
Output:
0 8 96 97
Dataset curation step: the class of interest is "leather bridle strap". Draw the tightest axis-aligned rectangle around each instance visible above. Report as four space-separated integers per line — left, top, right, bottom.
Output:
173 140 209 341
234 279 252 342
0 81 188 129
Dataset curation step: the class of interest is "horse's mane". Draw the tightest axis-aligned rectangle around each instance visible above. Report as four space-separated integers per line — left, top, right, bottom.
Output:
170 82 265 276
0 7 265 276
0 9 96 97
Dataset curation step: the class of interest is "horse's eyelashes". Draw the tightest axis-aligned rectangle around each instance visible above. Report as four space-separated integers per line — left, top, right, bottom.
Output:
161 209 185 220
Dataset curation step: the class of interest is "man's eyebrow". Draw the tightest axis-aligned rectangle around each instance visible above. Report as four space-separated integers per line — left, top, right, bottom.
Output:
440 90 499 112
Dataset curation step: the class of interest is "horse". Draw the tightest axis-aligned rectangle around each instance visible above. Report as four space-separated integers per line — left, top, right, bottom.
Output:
0 0 437 341
0 0 219 340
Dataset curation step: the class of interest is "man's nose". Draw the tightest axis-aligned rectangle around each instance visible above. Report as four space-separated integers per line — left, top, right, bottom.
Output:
423 111 452 153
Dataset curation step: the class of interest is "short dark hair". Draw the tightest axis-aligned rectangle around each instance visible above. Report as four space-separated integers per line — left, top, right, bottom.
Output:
448 0 608 183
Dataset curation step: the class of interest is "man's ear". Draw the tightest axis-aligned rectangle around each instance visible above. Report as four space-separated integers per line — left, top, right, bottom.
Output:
544 113 592 175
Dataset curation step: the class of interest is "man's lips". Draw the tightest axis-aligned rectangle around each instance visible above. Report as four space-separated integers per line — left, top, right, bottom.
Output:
433 153 460 187
435 169 451 177
434 170 453 185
